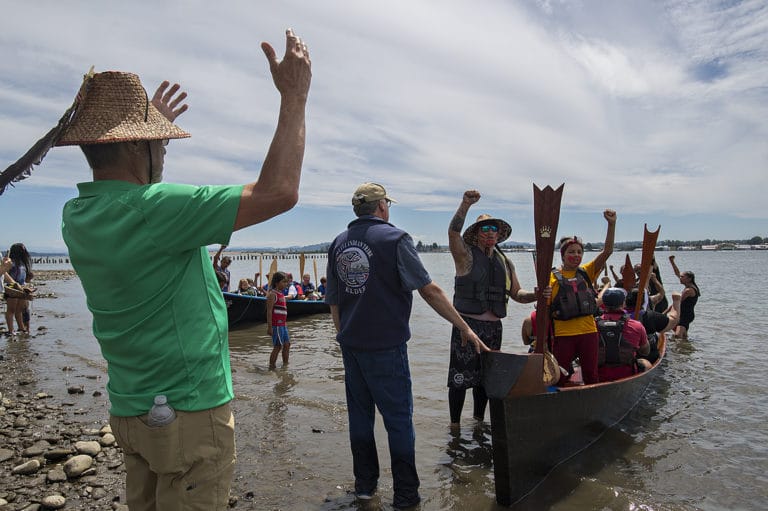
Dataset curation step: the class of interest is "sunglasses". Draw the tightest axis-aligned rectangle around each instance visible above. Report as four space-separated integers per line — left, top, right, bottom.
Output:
480 225 499 233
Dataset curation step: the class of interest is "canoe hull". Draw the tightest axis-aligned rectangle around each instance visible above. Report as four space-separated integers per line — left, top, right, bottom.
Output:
223 292 330 327
483 338 665 506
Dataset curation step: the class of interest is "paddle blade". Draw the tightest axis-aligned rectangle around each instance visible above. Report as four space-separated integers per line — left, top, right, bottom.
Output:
299 253 306 280
270 257 278 278
634 224 660 318
622 254 635 292
533 183 564 354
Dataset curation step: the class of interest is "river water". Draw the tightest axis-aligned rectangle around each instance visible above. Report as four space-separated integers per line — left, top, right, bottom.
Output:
11 250 767 510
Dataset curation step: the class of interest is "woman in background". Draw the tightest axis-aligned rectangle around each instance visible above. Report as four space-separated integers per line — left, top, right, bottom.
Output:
668 255 700 339
4 243 33 336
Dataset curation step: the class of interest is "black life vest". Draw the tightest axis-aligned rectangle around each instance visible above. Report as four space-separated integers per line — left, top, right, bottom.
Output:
597 316 637 367
550 268 597 321
453 246 509 318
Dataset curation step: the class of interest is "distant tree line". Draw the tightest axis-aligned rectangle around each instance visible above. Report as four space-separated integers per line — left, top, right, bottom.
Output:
408 235 768 253
415 241 442 252
613 236 767 251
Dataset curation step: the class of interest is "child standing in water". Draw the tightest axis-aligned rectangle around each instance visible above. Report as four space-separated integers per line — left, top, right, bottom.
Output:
266 271 290 369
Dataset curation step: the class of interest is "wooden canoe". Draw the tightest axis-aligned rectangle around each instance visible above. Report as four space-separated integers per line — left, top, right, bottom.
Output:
223 292 330 327
481 335 666 506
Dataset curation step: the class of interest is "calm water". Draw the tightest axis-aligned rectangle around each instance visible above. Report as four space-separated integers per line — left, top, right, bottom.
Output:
10 250 768 510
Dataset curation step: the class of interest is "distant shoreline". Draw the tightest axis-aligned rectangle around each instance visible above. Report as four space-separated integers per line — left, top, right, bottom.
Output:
28 241 768 265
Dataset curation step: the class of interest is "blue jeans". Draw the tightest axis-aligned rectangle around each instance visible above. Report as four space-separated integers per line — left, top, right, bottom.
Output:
341 343 421 508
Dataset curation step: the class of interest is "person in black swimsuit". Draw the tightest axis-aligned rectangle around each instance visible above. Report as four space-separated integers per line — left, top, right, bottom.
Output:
669 255 700 339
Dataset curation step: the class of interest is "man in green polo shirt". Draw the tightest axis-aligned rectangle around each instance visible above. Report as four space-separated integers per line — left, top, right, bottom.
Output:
4 30 311 511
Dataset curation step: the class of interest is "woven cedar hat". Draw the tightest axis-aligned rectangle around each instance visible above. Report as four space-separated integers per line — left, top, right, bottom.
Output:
56 71 189 145
0 69 189 194
462 214 512 246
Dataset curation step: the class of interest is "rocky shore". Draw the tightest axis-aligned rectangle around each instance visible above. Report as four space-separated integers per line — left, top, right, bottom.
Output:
0 274 111 509
1 271 340 510
0 270 129 510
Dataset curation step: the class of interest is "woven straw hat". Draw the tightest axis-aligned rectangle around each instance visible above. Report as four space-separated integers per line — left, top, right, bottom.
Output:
1 69 189 195
56 71 190 145
462 214 512 246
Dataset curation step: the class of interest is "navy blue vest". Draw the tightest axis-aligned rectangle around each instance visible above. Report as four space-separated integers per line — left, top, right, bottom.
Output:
329 216 412 350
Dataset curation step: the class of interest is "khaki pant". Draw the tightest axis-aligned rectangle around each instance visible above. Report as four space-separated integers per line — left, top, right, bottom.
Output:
110 402 236 511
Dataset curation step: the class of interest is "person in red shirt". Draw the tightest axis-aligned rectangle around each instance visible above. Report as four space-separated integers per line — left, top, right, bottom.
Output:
597 288 650 382
267 272 291 369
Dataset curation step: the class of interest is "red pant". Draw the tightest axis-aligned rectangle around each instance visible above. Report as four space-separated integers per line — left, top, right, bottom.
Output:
553 332 599 385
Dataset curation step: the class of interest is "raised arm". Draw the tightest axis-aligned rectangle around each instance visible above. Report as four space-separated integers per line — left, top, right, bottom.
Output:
418 281 489 353
592 209 616 272
233 29 312 230
669 255 681 279
213 245 226 268
609 264 621 283
448 190 480 275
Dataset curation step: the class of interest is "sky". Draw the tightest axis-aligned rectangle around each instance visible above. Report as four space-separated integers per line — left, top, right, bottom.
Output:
1 0 766 253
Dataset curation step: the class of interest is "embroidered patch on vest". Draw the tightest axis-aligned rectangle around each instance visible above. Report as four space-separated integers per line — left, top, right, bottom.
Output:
335 240 373 295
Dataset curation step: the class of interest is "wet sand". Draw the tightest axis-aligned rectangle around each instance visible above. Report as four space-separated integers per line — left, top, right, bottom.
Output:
1 271 455 511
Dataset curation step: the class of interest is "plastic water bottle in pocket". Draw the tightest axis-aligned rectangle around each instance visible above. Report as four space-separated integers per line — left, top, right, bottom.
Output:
147 395 176 427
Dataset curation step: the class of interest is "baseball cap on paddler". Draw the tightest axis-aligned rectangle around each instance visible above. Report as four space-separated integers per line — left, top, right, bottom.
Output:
0 68 190 195
602 287 627 309
351 182 397 206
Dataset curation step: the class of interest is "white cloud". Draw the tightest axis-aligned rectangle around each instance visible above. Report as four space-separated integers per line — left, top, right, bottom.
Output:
1 0 766 251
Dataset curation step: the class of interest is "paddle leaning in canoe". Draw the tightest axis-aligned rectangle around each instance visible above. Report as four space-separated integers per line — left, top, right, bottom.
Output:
482 186 666 507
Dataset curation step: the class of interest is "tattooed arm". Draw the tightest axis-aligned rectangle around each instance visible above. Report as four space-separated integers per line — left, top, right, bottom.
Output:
448 190 480 276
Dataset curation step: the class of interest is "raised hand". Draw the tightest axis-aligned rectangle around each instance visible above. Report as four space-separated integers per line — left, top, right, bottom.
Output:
151 81 189 122
463 190 481 205
261 28 312 100
603 209 617 224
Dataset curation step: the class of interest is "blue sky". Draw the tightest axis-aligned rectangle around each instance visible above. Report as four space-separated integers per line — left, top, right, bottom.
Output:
1 0 766 252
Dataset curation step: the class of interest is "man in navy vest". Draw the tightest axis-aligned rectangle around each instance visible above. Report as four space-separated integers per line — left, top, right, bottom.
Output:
326 183 488 509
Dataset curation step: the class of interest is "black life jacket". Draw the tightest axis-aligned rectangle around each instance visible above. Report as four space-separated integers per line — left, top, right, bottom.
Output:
597 316 637 367
453 246 509 318
550 268 597 321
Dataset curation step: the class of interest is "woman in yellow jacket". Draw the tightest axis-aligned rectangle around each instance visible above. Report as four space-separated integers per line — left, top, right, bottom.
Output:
548 210 616 385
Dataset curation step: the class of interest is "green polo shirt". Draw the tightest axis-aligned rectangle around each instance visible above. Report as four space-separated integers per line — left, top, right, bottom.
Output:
62 180 243 416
